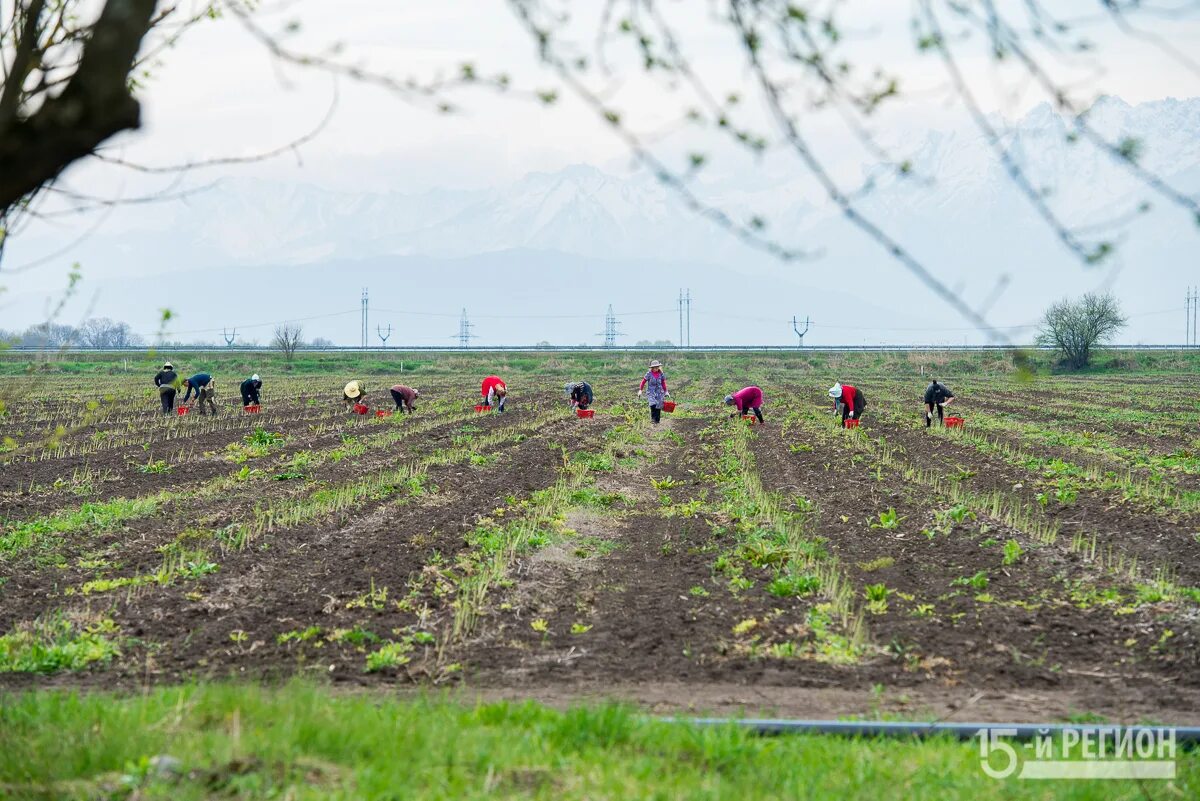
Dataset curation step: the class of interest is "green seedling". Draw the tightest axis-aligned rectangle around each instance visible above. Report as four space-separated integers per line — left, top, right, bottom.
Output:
870 508 902 530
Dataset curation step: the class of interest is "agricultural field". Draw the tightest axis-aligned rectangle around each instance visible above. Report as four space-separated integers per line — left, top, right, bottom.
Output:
2 351 1200 732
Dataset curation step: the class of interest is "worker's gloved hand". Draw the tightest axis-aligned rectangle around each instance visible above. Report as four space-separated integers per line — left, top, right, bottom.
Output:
927 411 933 419
848 411 855 418
637 390 643 397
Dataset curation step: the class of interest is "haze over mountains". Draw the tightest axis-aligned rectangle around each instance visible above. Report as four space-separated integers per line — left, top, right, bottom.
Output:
5 96 1198 346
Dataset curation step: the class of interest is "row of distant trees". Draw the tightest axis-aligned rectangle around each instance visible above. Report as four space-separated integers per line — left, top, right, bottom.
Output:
0 297 1129 368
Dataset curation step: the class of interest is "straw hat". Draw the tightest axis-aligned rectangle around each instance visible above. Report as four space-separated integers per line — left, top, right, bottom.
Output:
344 381 362 399
649 360 662 369
828 383 843 399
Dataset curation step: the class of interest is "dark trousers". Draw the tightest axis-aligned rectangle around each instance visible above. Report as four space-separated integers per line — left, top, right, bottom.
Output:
159 386 176 414
391 389 413 412
242 389 260 406
840 400 864 427
926 403 944 427
650 405 661 424
746 406 764 423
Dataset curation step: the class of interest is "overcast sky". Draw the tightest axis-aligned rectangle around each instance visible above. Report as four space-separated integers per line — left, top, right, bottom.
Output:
4 0 1200 344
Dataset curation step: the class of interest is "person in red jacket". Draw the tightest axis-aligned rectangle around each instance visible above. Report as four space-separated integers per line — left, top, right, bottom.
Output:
724 386 764 424
481 375 507 413
829 382 866 427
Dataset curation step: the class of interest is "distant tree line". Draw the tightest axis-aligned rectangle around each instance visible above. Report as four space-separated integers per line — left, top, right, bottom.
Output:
0 318 143 349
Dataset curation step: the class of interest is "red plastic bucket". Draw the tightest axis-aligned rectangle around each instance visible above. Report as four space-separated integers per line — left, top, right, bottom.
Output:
475 404 491 413
662 401 676 413
576 409 595 419
844 418 860 429
944 416 964 429
176 405 190 416
375 409 392 418
243 404 260 414
352 403 369 415
742 415 758 425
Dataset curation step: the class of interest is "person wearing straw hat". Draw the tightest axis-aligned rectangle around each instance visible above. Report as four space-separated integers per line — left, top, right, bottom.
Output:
240 374 263 408
153 362 180 414
565 380 594 411
725 385 764 424
390 384 420 414
481 375 508 413
638 360 670 424
343 380 367 410
829 382 866 428
182 372 217 415
923 379 955 428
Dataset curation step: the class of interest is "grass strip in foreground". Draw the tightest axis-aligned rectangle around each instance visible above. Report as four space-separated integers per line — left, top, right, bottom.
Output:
0 681 1197 800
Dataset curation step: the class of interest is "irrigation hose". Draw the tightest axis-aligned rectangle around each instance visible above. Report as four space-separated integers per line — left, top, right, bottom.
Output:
663 718 1200 746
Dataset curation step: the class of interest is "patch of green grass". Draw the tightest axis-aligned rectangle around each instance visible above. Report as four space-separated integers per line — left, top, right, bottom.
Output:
766 572 821 598
0 615 121 674
5 681 1196 799
1 495 163 557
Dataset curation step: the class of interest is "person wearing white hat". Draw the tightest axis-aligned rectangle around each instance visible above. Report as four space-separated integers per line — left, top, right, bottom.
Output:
828 381 866 428
343 380 367 410
240 374 263 408
153 362 180 414
637 360 670 424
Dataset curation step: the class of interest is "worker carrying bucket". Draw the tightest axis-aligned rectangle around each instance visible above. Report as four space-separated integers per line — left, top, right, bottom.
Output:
829 382 866 428
343 380 367 411
637 360 670 424
565 381 594 411
923 379 955 428
390 385 420 414
725 386 765 424
481 376 508 413
240 374 263 408
153 362 180 415
182 373 217 415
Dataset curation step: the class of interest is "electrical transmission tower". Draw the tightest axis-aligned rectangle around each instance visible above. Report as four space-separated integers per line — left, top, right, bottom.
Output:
377 324 392 348
457 308 476 349
360 288 369 349
1188 287 1198 348
222 328 237 347
677 288 692 348
600 305 623 347
792 316 810 347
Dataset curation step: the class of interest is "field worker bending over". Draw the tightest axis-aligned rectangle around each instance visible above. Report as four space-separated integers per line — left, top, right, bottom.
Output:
182 373 217 415
153 362 180 414
240 374 263 407
391 385 420 413
343 380 367 410
923 379 955 428
565 381 594 410
829 382 866 428
481 375 508 413
638 360 670 424
725 386 765 424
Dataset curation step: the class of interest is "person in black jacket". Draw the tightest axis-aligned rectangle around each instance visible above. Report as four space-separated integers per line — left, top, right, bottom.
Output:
240 374 263 407
923 380 955 428
565 381 594 410
153 362 179 414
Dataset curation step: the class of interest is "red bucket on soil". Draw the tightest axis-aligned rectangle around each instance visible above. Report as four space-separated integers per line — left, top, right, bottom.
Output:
743 415 758 425
243 404 260 414
844 418 860 429
352 403 369 415
176 405 190 416
475 404 491 413
944 416 965 429
661 401 676 413
576 409 595 419
375 409 392 418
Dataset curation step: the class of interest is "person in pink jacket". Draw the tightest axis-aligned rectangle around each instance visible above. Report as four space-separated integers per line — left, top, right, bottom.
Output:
725 386 764 424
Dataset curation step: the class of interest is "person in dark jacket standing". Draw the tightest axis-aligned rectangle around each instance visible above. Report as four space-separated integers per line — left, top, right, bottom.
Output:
829 382 866 427
240 374 263 407
182 373 217 415
923 380 955 428
390 385 420 413
153 362 179 414
565 381 594 410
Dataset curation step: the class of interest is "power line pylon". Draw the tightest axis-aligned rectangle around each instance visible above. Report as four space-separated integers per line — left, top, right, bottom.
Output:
222 328 237 347
361 288 369 349
457 308 476 349
601 305 623 347
793 315 810 347
377 324 392 348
